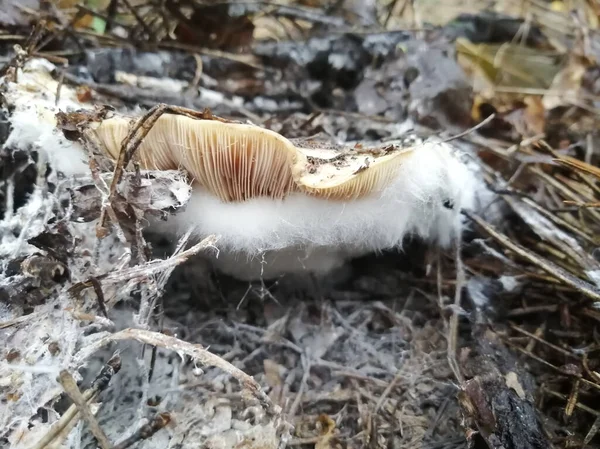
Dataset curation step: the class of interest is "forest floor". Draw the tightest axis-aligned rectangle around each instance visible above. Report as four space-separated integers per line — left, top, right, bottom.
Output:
1 1 600 449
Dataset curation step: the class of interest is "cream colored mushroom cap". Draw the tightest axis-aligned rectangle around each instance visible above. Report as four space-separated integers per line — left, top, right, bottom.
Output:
93 113 416 202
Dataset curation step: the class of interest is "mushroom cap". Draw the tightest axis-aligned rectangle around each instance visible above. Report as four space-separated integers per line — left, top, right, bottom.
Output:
92 113 416 202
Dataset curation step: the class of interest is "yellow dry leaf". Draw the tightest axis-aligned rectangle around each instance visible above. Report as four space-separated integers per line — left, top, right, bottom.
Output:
504 372 526 399
315 414 341 449
456 38 563 89
542 55 588 110
550 1 568 12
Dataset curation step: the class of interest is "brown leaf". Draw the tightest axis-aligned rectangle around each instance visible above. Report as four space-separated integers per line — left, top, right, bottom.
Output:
315 414 341 449
173 4 254 51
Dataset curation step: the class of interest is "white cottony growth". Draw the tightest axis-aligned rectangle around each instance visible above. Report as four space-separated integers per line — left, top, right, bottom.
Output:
149 137 483 279
3 59 91 177
498 275 520 292
166 138 478 252
0 187 53 260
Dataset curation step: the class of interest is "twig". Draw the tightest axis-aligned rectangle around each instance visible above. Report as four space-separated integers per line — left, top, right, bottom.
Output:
374 370 403 413
542 387 600 417
584 416 600 446
464 211 600 302
113 413 172 449
287 355 311 418
447 228 465 383
73 328 281 418
58 370 112 449
136 229 193 328
510 324 580 359
507 342 600 392
0 21 46 79
30 355 121 449
0 311 44 329
68 235 218 296
442 113 496 144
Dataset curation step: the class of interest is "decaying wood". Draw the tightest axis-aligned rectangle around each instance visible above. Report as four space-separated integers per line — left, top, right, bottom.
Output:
457 331 552 449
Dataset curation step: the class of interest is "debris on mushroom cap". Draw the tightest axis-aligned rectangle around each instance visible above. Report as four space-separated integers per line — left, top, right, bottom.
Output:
291 139 413 200
92 113 416 202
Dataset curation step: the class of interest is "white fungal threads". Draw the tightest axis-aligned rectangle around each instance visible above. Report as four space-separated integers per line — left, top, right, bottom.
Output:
2 60 91 178
2 59 484 280
175 139 477 252
153 138 479 279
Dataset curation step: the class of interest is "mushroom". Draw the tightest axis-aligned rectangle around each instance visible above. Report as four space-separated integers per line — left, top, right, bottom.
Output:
2 59 487 281
88 110 481 280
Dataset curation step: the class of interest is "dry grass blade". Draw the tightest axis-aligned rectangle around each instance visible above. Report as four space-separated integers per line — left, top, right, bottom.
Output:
506 341 600 392
509 324 579 360
501 194 600 282
520 196 597 245
463 211 600 302
584 416 600 445
553 156 600 180
563 200 600 208
542 388 600 417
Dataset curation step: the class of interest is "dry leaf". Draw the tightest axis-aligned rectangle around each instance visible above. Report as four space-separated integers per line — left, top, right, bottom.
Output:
315 414 340 449
504 372 526 399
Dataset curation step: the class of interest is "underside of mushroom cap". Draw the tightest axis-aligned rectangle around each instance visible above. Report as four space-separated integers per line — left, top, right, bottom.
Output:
92 113 417 203
93 114 298 202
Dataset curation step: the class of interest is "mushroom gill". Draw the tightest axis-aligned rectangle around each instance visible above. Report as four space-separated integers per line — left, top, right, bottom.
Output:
92 113 416 202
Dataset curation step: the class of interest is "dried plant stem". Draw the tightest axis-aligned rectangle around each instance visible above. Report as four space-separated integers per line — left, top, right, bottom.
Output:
374 370 403 413
30 389 99 449
58 370 112 449
112 412 172 449
68 235 218 296
507 342 600 392
584 416 600 445
464 211 600 302
30 355 121 449
287 355 311 418
447 229 465 384
510 324 579 359
0 311 44 329
542 388 600 417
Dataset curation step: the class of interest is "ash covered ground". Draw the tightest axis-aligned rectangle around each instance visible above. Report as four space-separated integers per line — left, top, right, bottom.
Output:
1 2 600 449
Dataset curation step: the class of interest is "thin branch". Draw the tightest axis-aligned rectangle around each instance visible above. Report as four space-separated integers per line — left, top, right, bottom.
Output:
58 370 112 449
74 328 282 418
